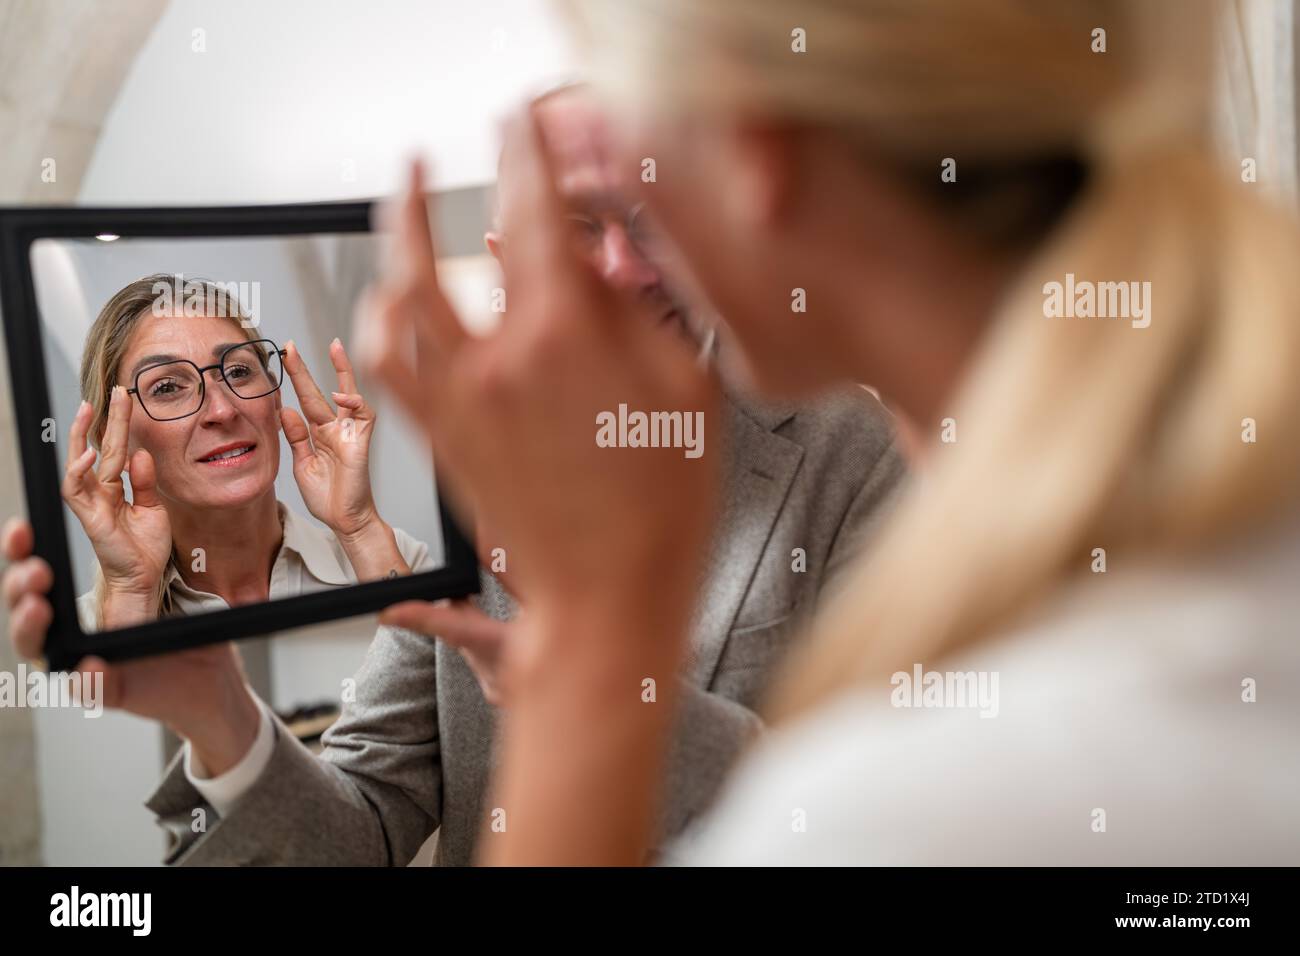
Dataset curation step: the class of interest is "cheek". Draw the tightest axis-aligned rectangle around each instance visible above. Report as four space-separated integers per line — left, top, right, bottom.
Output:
251 399 283 444
633 152 732 291
624 120 814 392
129 420 174 470
644 178 766 336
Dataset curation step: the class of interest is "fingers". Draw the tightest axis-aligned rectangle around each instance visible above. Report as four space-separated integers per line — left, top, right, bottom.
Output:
279 407 315 469
61 445 98 511
329 338 358 395
499 107 589 306
1 517 34 561
5 555 54 661
355 160 474 439
97 386 131 483
3 555 52 610
62 402 98 508
379 598 449 634
67 400 91 462
331 392 370 418
10 591 53 660
354 285 436 434
395 161 440 288
283 340 336 426
392 161 465 351
328 339 373 421
359 159 463 388
126 449 162 510
379 599 505 650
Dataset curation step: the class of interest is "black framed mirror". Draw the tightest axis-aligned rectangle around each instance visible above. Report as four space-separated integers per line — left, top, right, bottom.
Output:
0 202 479 672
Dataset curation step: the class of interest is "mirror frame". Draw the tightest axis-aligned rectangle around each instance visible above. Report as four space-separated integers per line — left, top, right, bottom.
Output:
0 202 479 671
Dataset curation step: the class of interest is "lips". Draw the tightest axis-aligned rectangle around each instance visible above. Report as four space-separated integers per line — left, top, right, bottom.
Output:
197 442 257 466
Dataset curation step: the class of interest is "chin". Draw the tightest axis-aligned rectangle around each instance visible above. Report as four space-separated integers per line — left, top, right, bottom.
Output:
187 472 276 511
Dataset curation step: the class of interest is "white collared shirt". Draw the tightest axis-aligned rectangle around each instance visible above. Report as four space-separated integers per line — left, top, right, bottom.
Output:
76 502 434 628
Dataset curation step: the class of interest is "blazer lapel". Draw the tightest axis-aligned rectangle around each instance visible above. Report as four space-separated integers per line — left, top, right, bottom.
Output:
684 394 803 688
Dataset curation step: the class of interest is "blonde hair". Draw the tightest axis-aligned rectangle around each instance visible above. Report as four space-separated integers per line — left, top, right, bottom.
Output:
563 0 1300 720
80 274 262 446
80 274 260 624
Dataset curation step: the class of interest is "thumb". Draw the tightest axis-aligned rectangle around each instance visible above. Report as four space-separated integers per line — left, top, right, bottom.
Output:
280 407 314 470
380 599 504 650
127 449 162 510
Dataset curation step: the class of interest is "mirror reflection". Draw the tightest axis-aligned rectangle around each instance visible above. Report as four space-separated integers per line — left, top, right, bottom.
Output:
30 234 447 634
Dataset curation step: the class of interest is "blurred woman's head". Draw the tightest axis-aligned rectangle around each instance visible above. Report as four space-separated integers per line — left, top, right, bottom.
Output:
566 0 1209 400
80 275 283 514
563 0 1300 716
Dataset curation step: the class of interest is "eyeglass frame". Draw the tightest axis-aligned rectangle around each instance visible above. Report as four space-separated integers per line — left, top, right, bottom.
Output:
124 338 288 423
565 201 661 256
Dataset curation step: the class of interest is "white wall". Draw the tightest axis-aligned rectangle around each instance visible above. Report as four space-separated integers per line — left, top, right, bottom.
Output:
81 0 576 205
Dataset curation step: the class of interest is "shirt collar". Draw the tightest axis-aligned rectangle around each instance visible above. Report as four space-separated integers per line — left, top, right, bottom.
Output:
161 501 355 599
276 502 355 586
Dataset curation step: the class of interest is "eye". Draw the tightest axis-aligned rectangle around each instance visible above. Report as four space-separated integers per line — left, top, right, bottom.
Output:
225 363 252 381
626 202 658 251
566 215 602 244
147 377 187 397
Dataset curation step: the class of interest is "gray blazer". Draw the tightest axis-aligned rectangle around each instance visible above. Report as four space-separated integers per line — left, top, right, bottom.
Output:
145 388 905 865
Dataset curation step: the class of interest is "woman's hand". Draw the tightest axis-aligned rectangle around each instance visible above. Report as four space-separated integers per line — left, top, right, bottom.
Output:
62 390 171 617
359 114 721 865
2 518 261 776
281 339 409 580
360 136 719 626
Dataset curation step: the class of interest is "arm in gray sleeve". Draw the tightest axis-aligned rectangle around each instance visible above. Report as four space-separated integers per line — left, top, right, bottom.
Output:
146 624 443 866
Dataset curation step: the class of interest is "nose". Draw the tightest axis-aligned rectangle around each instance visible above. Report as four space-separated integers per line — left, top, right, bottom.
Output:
197 372 239 425
599 225 661 295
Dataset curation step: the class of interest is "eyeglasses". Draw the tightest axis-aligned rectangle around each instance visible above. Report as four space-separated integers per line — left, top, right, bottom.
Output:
566 201 663 259
125 339 287 422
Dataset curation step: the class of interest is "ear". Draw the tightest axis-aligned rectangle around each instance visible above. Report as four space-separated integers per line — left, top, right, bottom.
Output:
484 231 505 265
724 123 797 228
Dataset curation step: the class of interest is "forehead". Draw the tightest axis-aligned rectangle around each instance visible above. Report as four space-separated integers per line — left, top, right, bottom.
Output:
119 312 247 368
535 92 626 208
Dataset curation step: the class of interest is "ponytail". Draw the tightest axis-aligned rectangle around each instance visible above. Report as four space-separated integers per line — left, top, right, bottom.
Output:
769 144 1300 722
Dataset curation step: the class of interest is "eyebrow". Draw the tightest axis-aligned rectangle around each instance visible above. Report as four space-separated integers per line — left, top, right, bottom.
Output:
127 343 247 380
128 354 182 379
560 187 630 220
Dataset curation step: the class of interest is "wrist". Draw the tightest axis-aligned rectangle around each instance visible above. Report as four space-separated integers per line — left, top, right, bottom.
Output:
337 517 407 580
335 509 383 547
175 677 262 778
514 595 688 695
99 584 158 629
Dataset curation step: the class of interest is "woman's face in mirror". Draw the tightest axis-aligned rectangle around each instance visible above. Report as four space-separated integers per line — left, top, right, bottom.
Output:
116 312 282 512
